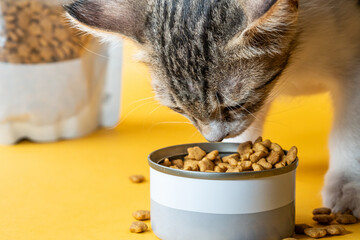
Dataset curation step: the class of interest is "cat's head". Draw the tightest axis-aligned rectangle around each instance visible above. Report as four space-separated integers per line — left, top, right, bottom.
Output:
65 0 299 141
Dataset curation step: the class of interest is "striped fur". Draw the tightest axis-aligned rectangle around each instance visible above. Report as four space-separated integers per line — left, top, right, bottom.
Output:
65 0 299 141
144 0 298 139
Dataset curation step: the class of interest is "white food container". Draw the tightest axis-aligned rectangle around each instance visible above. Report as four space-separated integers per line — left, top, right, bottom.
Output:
0 0 123 145
148 143 298 240
0 41 123 145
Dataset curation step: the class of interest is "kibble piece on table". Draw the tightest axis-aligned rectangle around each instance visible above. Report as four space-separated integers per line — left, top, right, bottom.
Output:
336 213 358 224
129 175 145 183
129 221 148 233
295 224 312 234
313 207 332 215
304 227 327 238
326 225 346 235
293 208 350 239
312 214 335 225
312 207 358 225
132 210 151 221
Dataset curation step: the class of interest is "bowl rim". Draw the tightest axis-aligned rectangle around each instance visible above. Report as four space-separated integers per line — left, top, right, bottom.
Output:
148 142 298 180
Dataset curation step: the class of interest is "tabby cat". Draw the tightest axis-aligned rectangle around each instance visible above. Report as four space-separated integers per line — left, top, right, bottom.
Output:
65 0 360 218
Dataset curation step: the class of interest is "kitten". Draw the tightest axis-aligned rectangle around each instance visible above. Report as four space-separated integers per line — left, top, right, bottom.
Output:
64 0 360 218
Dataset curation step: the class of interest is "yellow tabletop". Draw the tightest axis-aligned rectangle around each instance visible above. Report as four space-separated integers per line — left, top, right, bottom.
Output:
0 42 358 240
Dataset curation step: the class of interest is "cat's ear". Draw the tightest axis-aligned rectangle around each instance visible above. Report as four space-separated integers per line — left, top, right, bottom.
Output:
227 0 299 58
64 0 148 43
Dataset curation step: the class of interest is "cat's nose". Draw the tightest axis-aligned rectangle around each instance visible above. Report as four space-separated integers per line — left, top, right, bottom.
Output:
204 134 227 142
199 121 228 142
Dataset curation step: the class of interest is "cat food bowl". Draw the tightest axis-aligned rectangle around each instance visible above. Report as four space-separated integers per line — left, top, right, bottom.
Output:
148 142 298 240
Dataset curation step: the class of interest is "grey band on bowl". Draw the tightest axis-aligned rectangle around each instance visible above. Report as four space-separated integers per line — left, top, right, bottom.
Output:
151 199 295 240
148 142 298 180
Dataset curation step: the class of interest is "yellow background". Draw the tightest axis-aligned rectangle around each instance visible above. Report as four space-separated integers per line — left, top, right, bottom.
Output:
0 41 358 239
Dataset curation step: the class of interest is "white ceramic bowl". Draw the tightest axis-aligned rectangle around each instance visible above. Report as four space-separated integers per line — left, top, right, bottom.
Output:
148 143 298 240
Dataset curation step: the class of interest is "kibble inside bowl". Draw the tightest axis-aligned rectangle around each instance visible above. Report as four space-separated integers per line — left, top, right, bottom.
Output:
148 141 298 240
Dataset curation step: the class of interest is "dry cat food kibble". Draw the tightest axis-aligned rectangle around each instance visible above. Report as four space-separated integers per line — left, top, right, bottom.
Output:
313 207 332 215
312 207 358 225
312 207 335 225
130 211 150 233
304 228 328 238
335 212 358 224
129 175 145 183
291 224 346 239
132 210 151 221
325 225 346 235
0 0 90 64
286 207 359 239
294 224 312 234
313 214 335 225
161 137 298 172
129 221 148 233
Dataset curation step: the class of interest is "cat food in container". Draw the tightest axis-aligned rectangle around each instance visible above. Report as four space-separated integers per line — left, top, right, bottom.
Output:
148 142 298 240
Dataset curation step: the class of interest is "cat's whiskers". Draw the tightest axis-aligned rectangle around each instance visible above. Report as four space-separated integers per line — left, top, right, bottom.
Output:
148 121 193 132
219 94 240 118
153 121 193 125
226 106 241 119
254 103 289 128
246 126 264 131
189 129 202 141
117 100 156 125
148 104 163 115
264 79 289 104
78 42 111 59
128 96 155 106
